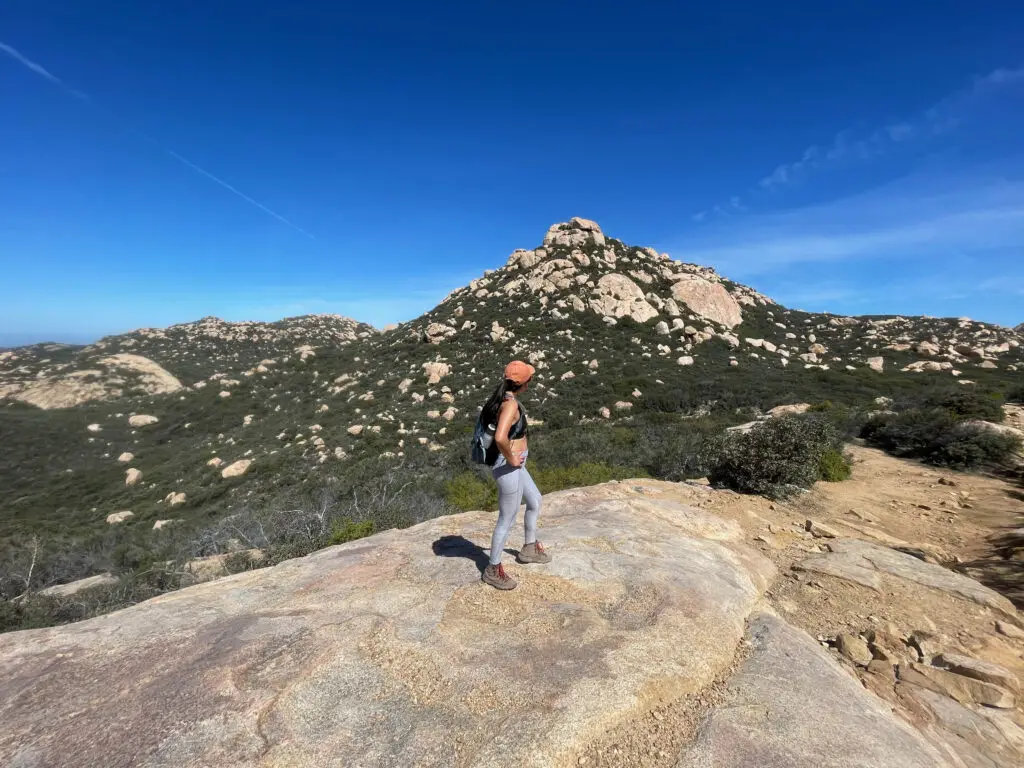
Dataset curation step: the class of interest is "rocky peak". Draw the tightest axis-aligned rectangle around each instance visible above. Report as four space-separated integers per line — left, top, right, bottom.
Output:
466 218 762 329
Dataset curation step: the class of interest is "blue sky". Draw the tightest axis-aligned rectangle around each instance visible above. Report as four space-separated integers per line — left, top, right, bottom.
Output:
2 1 1023 346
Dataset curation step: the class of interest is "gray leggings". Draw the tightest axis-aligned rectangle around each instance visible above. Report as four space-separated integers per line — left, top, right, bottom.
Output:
489 453 542 565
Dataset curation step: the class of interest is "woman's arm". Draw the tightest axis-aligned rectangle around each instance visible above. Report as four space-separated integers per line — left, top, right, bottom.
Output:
494 399 522 467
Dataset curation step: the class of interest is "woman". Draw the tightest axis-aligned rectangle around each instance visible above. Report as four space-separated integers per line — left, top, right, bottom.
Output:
481 360 550 590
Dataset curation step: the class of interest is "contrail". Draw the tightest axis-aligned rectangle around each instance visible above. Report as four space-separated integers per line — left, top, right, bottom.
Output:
0 42 314 239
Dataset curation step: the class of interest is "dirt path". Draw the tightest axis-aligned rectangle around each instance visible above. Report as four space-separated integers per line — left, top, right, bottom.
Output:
576 441 1024 767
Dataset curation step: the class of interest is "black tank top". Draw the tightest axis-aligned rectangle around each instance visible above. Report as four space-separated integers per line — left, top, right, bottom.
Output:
504 394 528 439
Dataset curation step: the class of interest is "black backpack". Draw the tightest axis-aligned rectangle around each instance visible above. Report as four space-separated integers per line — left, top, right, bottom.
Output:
470 411 500 466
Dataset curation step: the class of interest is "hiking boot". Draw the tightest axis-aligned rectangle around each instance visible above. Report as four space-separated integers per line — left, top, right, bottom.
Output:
482 563 518 590
517 541 552 564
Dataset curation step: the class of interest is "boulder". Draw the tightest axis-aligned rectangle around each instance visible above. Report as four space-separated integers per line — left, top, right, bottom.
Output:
128 414 159 428
38 573 118 598
87 423 102 433
898 663 1016 708
0 482 776 768
670 277 743 328
221 459 253 479
960 420 1024 441
125 468 143 487
932 653 1019 694
589 274 659 323
165 492 186 507
767 403 810 418
996 621 1024 639
867 356 885 372
422 362 451 385
106 511 133 524
677 356 694 366
424 323 456 344
866 629 914 664
489 321 512 343
569 216 602 232
835 633 873 667
117 452 134 463
805 519 840 539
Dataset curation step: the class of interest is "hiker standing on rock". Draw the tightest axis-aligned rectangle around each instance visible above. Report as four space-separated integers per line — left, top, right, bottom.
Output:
473 361 551 590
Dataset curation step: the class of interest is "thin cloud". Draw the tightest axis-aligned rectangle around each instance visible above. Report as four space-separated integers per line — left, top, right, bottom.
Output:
674 172 1024 274
0 41 314 239
758 66 1024 191
0 42 88 100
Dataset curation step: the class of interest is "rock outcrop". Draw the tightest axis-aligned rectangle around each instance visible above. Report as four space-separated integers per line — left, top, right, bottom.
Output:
2 474 1023 767
670 276 743 328
678 613 947 767
0 482 778 767
797 538 1015 614
590 274 659 323
0 353 182 409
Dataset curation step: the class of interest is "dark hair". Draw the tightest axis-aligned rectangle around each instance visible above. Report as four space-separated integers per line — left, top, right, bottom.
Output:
482 378 524 424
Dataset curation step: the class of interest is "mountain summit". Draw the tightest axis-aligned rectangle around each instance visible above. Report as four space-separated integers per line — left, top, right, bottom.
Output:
400 217 1021 380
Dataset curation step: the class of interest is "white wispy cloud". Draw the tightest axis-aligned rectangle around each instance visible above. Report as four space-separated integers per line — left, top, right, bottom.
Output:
757 67 1024 191
672 170 1024 275
0 42 89 100
0 41 314 239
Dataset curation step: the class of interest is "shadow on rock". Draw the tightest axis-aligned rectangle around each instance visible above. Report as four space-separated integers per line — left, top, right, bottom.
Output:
432 535 492 574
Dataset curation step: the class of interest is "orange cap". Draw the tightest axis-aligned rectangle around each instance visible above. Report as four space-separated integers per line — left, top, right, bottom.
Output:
504 360 535 385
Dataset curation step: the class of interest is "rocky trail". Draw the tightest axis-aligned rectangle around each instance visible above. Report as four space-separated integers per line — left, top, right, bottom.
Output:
2 445 1023 767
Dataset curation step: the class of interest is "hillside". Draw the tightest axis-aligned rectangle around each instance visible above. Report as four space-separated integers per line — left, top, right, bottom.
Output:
0 314 375 407
1 218 1022 618
2 449 1022 767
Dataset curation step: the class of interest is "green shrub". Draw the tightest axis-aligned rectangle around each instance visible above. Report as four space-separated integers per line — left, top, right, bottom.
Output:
445 472 497 512
531 463 647 494
705 416 843 499
444 462 647 512
808 401 834 412
328 518 375 546
861 410 1021 468
818 449 852 482
923 389 1004 422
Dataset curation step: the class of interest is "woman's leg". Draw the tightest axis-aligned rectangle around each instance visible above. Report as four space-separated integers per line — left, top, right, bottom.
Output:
521 467 542 545
489 464 525 565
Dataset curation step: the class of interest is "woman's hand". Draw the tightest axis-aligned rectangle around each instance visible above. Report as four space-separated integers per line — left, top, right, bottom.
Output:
507 452 523 468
